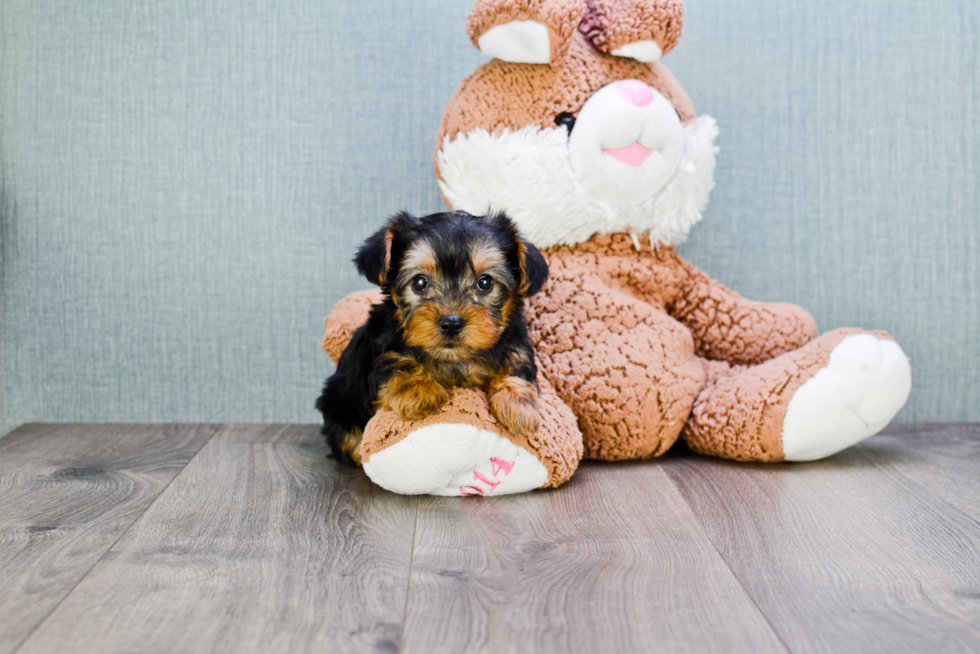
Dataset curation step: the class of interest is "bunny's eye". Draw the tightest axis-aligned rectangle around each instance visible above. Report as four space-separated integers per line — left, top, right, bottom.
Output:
555 112 576 136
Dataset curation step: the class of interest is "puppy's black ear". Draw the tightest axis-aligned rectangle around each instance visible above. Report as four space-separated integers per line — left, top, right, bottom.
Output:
517 239 548 297
354 211 415 286
485 211 549 297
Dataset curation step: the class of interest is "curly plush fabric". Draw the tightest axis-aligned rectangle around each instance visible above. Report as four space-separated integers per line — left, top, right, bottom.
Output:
670 257 818 365
322 287 384 363
467 0 586 64
438 33 694 148
682 328 871 461
529 233 822 460
579 0 684 56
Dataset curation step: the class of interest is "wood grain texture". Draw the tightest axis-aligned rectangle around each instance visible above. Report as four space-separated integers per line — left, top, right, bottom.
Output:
0 424 218 654
860 424 980 520
401 461 789 654
14 425 418 654
662 431 980 654
4 424 979 653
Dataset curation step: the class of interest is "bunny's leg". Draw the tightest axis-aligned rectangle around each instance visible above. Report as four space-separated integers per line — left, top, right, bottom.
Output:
360 368 582 496
683 329 912 462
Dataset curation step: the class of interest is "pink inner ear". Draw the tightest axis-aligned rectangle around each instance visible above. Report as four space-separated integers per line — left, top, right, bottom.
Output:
603 142 653 167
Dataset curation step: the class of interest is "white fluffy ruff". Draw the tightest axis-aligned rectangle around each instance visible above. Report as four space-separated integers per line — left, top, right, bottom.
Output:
436 115 719 249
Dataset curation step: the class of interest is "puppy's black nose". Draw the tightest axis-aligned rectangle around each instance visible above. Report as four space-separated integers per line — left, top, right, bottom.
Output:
439 314 465 337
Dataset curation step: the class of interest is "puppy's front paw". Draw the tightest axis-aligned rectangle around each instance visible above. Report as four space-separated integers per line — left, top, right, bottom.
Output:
379 373 450 421
489 376 540 437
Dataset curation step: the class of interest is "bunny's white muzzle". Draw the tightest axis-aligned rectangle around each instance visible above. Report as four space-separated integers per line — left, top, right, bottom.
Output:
437 81 718 250
569 80 687 209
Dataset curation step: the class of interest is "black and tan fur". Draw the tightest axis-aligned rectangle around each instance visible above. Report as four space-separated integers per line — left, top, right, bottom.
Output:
316 210 549 466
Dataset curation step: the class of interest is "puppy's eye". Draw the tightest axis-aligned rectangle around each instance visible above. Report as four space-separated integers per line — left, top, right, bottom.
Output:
411 275 428 293
555 112 576 136
476 275 494 293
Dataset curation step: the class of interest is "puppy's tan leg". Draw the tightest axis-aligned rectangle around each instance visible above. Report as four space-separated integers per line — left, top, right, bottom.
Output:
489 375 541 437
377 363 450 422
341 427 364 466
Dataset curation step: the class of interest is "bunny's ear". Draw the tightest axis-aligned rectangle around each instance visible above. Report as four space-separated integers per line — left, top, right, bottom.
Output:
466 0 585 65
579 0 685 63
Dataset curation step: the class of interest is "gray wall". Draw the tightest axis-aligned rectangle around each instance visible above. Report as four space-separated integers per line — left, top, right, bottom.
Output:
1 0 977 437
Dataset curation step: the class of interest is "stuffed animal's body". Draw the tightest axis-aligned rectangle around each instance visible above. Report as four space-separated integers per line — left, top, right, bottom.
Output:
322 0 912 495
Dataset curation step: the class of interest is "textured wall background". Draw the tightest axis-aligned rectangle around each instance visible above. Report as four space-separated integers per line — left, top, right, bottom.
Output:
1 0 977 437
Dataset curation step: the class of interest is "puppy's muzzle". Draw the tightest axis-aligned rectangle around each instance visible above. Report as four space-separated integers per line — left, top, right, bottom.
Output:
438 314 465 337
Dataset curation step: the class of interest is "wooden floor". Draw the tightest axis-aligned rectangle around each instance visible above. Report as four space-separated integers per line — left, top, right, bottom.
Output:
0 424 978 654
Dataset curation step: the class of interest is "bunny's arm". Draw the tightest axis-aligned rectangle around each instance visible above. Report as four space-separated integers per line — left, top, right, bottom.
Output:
322 289 385 364
666 254 817 366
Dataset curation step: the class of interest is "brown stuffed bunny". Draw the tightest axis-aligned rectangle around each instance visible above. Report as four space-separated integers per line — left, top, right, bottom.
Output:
323 0 912 496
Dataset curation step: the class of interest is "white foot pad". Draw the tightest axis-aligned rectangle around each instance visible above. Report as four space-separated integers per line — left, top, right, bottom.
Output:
782 335 912 461
362 423 549 496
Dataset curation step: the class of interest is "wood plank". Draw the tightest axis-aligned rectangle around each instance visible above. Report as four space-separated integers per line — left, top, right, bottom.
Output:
401 461 788 654
15 424 417 654
862 424 980 519
662 436 980 654
0 424 218 654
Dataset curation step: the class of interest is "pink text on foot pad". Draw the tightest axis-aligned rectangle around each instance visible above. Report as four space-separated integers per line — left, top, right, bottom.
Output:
491 458 514 477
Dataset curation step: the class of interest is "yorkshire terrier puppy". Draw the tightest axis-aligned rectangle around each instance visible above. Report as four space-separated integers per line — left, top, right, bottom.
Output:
316 210 549 467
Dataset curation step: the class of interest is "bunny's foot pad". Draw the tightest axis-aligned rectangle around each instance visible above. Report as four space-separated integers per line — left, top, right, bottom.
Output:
363 423 548 496
782 334 912 461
